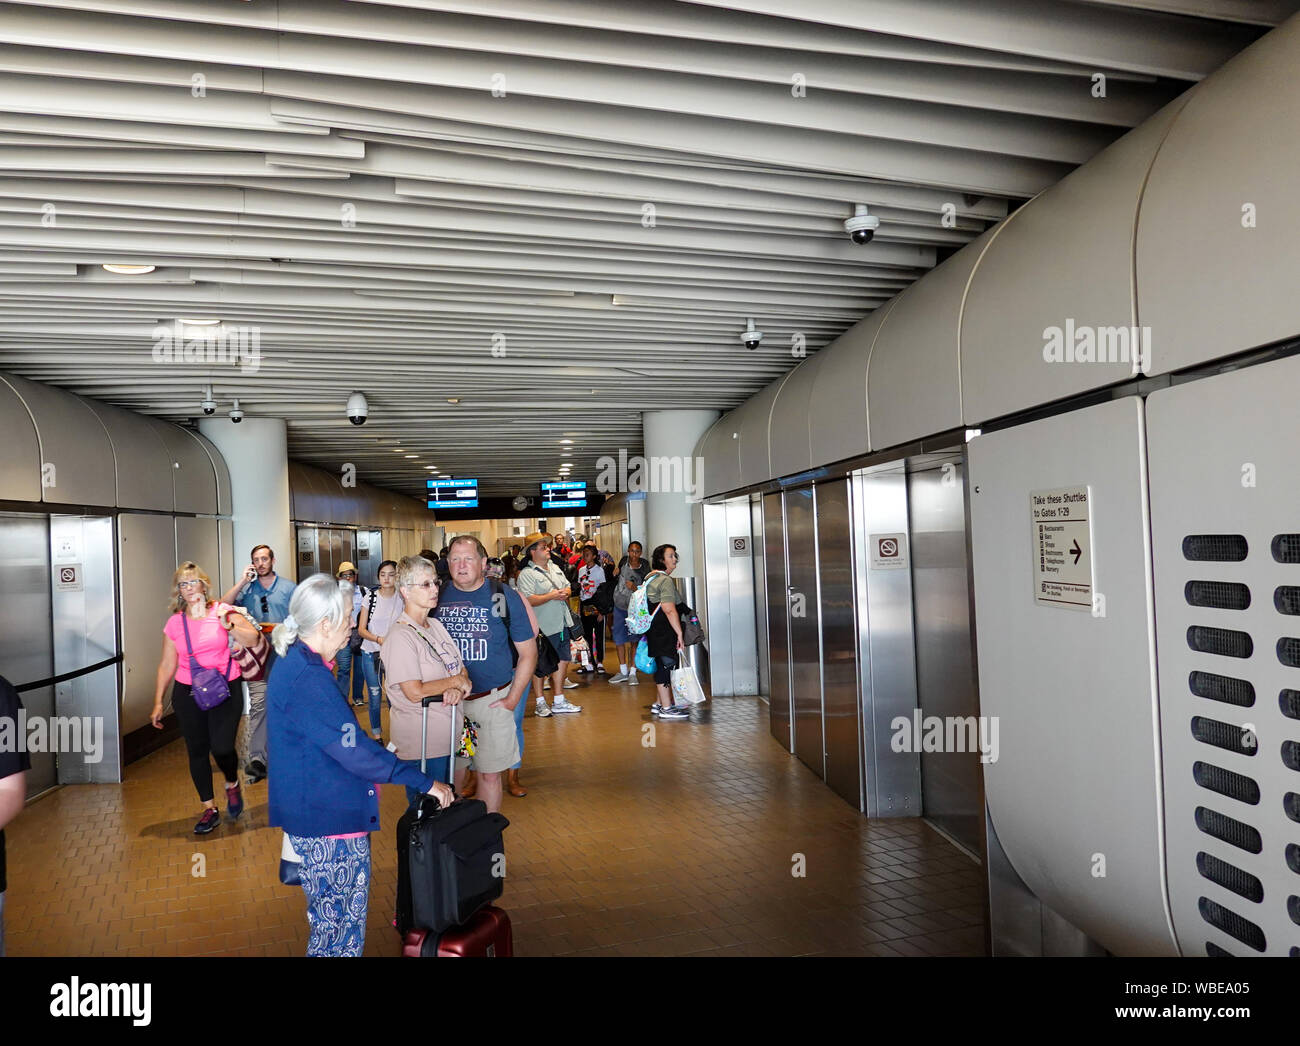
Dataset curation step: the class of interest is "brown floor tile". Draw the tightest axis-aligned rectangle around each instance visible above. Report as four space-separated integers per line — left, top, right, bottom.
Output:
4 676 986 957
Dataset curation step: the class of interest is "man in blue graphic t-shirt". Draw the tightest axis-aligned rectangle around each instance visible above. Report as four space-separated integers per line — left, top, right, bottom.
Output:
433 535 536 813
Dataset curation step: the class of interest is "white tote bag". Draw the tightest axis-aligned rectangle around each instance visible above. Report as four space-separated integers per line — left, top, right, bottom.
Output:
670 665 707 705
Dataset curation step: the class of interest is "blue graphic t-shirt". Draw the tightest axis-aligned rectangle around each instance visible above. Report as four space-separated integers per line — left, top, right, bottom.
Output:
434 580 533 693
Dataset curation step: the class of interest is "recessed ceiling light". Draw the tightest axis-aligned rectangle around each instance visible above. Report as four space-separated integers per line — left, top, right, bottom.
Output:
446 398 460 404
178 317 221 326
424 466 436 470
393 448 405 453
102 263 155 275
560 439 573 444
404 454 418 459
561 463 573 467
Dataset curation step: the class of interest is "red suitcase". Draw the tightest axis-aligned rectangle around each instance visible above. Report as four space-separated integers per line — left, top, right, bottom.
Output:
401 905 513 957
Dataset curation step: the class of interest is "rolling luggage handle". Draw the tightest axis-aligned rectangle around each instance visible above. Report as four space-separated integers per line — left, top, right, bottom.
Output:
418 694 459 815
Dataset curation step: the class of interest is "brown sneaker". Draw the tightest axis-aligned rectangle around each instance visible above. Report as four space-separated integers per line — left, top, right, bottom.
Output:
507 768 527 798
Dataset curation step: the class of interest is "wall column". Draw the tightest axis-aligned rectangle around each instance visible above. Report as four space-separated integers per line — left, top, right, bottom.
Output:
642 409 719 578
199 416 295 580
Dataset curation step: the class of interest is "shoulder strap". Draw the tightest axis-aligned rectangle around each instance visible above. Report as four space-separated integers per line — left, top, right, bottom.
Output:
490 578 511 633
367 587 378 620
405 622 458 674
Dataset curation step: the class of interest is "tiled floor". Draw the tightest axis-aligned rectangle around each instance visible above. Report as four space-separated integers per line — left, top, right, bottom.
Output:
5 673 987 956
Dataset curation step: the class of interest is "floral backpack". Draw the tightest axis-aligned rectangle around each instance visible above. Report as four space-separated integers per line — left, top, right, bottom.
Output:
625 570 666 635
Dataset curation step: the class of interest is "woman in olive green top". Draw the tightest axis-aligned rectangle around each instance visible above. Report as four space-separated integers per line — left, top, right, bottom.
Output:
644 544 689 721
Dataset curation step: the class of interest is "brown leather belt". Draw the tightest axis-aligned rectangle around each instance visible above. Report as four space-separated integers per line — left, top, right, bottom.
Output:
465 684 507 700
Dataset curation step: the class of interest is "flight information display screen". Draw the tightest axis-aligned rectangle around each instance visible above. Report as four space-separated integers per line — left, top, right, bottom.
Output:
540 480 587 510
427 478 479 510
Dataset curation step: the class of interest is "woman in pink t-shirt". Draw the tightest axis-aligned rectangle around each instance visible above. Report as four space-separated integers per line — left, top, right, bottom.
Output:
151 561 250 836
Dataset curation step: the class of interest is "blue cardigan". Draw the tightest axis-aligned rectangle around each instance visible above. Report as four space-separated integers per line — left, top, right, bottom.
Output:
267 639 434 837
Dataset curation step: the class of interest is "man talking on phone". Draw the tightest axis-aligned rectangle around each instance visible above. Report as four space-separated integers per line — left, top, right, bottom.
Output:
221 544 296 784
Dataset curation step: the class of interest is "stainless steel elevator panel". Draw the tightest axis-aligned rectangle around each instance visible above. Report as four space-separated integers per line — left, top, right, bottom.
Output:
752 495 770 700
908 458 981 853
702 501 733 694
852 467 922 816
316 528 332 578
725 497 758 697
785 486 825 778
1146 354 1300 957
50 515 120 783
763 492 792 751
297 526 319 577
0 512 55 796
816 479 862 808
119 513 180 734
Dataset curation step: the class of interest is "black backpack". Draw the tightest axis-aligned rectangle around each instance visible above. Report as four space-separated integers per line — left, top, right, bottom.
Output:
593 577 615 615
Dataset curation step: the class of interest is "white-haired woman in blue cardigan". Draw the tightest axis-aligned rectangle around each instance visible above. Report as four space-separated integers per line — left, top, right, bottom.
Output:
268 573 453 957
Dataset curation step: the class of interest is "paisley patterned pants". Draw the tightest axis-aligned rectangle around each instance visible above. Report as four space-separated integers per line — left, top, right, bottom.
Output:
288 834 371 957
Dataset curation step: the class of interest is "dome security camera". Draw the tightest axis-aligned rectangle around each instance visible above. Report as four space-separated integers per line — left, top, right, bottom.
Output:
740 318 764 350
229 398 243 424
200 384 216 415
347 391 368 426
845 204 880 245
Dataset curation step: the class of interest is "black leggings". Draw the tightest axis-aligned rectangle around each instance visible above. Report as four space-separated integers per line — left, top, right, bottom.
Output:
580 603 605 664
171 680 242 803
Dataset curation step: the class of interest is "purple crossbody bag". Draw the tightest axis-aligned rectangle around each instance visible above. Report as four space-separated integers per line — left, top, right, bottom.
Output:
181 611 234 710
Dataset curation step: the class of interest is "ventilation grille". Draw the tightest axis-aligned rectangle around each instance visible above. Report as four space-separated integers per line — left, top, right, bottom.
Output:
1272 534 1300 564
1184 535 1249 562
1189 671 1255 707
1198 897 1266 952
1205 941 1235 957
1283 741 1300 773
1277 637 1300 668
1195 806 1263 853
1282 690 1300 720
1185 580 1251 610
1275 586 1300 616
1197 852 1264 903
1188 626 1254 659
1193 761 1260 805
1192 716 1258 757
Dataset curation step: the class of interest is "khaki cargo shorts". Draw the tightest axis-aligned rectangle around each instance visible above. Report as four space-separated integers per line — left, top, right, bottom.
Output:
460 687 521 774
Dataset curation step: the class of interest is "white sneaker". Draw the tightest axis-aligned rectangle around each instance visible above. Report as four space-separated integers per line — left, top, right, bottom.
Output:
628 673 639 685
535 698 552 718
609 671 629 683
551 697 583 714
562 679 579 689
543 679 551 690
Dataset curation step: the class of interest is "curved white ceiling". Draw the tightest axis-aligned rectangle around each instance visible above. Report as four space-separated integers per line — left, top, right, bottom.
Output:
0 0 1289 496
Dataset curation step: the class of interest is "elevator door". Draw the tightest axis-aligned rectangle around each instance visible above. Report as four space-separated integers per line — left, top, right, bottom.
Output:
785 486 825 778
762 493 792 751
816 479 862 808
908 459 981 852
0 513 55 796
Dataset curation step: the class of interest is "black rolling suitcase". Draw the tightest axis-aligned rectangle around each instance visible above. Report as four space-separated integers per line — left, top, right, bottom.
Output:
396 695 509 936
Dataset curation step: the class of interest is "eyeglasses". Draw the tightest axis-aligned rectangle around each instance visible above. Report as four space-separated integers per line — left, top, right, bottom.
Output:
407 580 439 590
339 572 357 578
178 579 203 589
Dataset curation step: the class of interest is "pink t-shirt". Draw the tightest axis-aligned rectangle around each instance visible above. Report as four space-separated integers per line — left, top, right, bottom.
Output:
164 604 243 685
